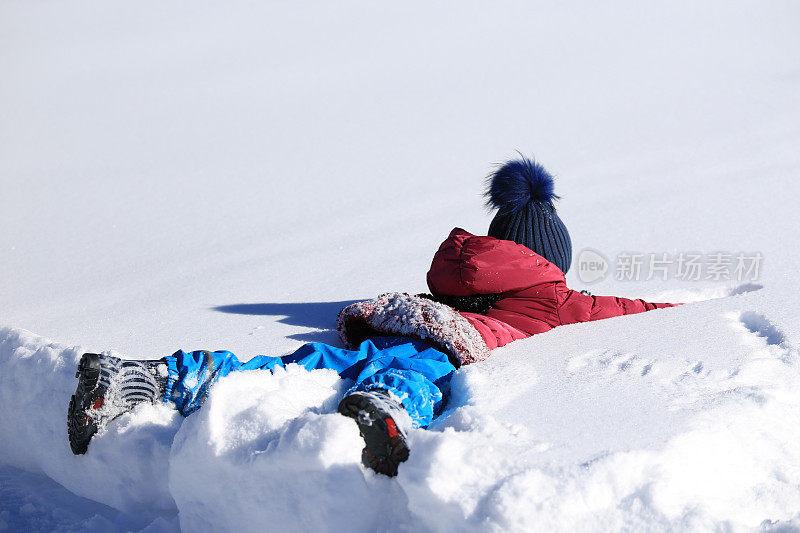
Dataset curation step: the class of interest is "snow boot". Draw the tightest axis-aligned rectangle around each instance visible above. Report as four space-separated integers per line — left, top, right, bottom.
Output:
68 352 167 454
337 389 410 477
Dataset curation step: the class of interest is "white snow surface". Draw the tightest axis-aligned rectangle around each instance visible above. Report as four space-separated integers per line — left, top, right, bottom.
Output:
2 1 800 531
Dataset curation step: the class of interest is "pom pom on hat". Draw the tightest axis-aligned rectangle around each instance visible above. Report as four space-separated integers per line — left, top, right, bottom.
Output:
484 156 558 214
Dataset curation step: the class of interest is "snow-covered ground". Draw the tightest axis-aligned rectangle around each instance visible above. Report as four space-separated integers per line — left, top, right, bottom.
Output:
2 1 799 531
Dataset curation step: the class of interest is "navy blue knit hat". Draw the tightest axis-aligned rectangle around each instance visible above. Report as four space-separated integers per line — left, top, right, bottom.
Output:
485 156 572 273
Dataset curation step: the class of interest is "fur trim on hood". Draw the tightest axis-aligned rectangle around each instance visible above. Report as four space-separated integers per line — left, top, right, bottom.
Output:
337 292 490 367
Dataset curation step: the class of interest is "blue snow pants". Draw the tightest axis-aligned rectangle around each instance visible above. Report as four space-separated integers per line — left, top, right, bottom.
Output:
162 337 456 428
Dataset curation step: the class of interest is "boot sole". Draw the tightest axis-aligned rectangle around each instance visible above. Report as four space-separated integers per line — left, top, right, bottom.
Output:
67 353 103 455
338 393 410 477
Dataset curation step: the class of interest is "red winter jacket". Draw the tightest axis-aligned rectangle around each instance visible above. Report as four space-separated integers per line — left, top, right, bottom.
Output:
426 228 678 350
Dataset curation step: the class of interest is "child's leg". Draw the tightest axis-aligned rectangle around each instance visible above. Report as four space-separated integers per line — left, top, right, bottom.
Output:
265 337 456 428
270 342 371 378
163 343 372 416
163 349 282 415
347 340 456 428
70 343 372 454
162 340 454 424
334 339 455 476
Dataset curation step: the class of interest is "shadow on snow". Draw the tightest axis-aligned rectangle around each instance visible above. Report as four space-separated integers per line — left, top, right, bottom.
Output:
211 301 358 344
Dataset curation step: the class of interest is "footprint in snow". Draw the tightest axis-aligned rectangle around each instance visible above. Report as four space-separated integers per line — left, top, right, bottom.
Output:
566 349 655 378
738 311 786 347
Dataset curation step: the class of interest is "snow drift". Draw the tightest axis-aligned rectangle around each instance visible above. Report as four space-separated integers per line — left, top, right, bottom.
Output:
3 286 800 531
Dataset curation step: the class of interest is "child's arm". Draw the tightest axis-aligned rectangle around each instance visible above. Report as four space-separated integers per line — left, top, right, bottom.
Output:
556 284 680 325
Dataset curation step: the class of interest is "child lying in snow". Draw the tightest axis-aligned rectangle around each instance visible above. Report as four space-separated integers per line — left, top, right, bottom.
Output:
68 156 678 476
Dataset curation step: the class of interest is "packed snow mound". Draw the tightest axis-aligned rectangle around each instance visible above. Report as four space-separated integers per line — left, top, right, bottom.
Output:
167 366 380 532
0 327 180 518
3 288 800 532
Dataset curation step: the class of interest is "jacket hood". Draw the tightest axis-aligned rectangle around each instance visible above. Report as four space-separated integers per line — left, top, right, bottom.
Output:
426 228 565 296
